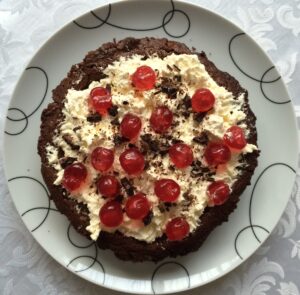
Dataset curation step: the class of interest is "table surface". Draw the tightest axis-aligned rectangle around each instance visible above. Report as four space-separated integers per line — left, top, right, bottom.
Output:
1 0 300 294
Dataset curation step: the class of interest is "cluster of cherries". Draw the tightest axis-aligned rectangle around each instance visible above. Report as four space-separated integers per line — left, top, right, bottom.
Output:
62 65 247 241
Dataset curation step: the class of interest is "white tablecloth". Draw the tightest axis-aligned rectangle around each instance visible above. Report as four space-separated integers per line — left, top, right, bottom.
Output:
1 0 300 294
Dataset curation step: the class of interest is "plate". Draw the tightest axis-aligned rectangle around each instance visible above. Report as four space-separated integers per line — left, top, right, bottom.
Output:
3 0 298 294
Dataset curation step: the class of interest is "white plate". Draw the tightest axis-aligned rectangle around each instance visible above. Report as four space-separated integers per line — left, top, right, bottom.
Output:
3 0 299 294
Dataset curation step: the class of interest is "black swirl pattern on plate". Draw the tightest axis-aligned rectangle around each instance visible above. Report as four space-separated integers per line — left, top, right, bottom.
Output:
5 66 49 136
229 33 290 104
151 261 190 294
73 0 190 38
67 239 105 283
234 163 296 259
8 176 58 232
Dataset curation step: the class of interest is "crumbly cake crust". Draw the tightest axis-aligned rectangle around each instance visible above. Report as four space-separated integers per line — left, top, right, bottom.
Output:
38 37 259 262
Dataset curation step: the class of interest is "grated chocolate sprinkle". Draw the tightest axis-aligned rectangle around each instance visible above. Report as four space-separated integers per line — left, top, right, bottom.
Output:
113 135 128 146
193 133 209 145
108 105 118 116
194 112 207 123
73 126 81 132
111 117 120 126
87 113 102 123
142 211 153 225
115 195 124 203
173 64 180 72
160 77 178 99
60 157 77 169
141 134 160 153
121 177 135 196
62 134 80 150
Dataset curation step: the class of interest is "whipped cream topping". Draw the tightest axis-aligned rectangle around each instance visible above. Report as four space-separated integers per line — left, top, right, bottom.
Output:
46 53 257 243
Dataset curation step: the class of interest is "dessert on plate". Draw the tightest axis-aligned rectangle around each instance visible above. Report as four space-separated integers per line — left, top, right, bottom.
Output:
38 37 259 262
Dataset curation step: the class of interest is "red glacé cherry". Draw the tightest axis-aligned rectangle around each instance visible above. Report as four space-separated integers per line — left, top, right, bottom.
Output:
191 88 215 112
120 113 142 140
166 217 190 241
154 179 180 202
223 126 247 150
119 148 145 175
97 175 120 198
91 147 114 172
63 163 88 192
207 181 230 206
132 65 156 90
99 200 123 227
125 193 150 220
204 142 231 166
150 106 173 133
89 87 112 115
169 143 194 169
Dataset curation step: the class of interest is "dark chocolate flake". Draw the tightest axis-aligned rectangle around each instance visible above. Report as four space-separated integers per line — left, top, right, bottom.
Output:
193 133 209 145
111 117 120 126
142 211 153 226
206 177 215 182
174 75 182 82
60 157 77 169
173 64 180 72
160 77 178 99
115 195 124 203
121 177 135 196
158 203 166 213
181 111 190 119
58 147 64 158
167 64 173 71
171 138 183 145
183 94 191 109
87 113 102 123
105 84 111 93
194 112 207 123
108 105 118 116
141 134 160 153
123 101 129 105
73 126 81 132
62 134 80 150
113 135 128 146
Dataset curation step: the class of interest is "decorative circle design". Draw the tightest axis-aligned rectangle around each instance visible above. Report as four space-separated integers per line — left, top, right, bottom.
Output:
5 66 49 136
234 225 269 260
73 0 190 38
67 243 105 284
8 176 56 232
260 66 291 104
229 33 290 104
67 224 95 249
151 261 190 294
5 108 28 136
234 163 296 259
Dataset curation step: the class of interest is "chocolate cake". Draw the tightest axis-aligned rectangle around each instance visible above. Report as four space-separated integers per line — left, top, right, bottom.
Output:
38 37 259 262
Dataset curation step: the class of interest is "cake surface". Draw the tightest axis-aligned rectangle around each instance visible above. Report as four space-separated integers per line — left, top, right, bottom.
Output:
38 37 259 262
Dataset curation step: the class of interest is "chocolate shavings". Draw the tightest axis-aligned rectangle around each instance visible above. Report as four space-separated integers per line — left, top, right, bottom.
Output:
120 177 135 196
113 135 128 146
59 157 77 169
142 211 153 225
193 133 209 145
108 105 118 117
87 113 102 123
62 134 80 150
